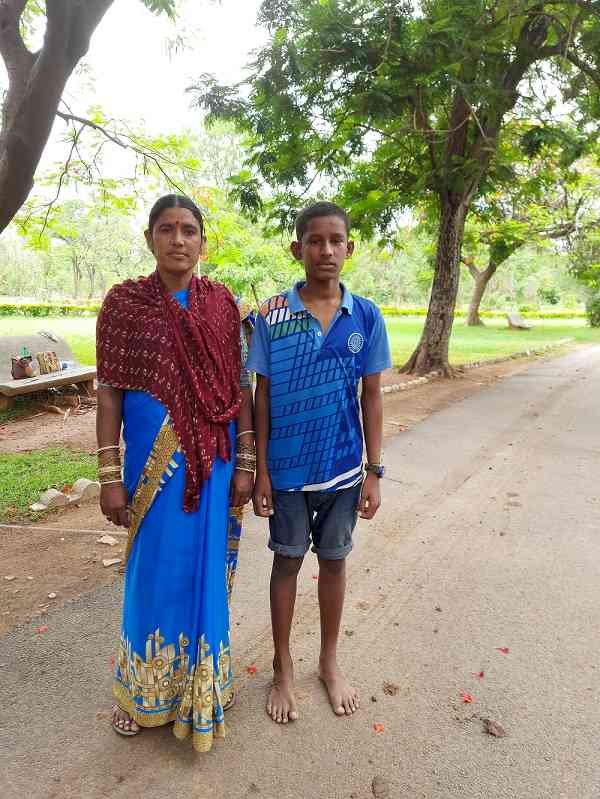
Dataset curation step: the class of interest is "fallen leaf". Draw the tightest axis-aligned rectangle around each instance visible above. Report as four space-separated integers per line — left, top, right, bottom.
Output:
35 625 48 634
473 671 485 680
382 681 399 696
495 647 510 655
460 691 474 704
483 718 507 738
371 775 390 798
373 723 385 734
356 600 370 610
246 664 257 675
109 655 116 669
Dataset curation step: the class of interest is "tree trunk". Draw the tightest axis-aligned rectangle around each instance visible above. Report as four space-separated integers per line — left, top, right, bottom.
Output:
467 262 497 326
72 254 81 299
0 1 114 233
401 201 467 376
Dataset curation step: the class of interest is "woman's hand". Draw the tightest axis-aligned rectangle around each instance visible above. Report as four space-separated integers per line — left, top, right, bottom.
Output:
231 468 254 507
100 482 130 527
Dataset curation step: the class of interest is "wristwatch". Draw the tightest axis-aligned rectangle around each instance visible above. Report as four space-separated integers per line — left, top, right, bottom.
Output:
364 463 385 478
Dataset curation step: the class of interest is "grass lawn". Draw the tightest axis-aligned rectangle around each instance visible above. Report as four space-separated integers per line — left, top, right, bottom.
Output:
386 316 600 366
1 314 599 369
0 448 97 520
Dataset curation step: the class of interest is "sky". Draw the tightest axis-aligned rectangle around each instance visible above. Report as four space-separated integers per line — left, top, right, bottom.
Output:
2 0 266 175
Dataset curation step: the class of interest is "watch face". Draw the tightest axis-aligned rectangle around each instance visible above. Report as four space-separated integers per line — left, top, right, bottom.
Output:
367 464 385 477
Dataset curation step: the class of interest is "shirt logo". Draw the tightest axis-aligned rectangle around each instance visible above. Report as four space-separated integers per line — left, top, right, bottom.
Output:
347 332 364 354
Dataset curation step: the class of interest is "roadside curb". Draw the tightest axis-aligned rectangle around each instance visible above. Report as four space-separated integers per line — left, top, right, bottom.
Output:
381 337 575 395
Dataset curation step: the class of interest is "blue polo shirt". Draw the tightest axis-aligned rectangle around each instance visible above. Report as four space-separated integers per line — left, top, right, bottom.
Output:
247 282 392 492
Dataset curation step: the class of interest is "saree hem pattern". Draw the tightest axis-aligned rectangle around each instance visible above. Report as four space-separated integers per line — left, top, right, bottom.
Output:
113 630 233 753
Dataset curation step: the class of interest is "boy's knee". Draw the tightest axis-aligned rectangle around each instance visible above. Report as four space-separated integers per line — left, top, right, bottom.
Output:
272 553 303 578
318 556 346 577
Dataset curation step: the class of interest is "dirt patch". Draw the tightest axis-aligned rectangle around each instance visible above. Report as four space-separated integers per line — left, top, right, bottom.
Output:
0 403 97 455
0 351 567 634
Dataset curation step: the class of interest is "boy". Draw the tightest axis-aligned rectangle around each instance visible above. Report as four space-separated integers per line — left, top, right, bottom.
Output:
247 201 391 724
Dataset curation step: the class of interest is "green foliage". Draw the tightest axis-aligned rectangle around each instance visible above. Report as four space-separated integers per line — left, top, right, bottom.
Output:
586 294 600 327
194 1 600 240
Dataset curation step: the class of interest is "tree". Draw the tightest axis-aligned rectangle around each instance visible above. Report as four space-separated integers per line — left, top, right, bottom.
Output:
0 0 177 234
194 0 600 374
461 121 597 324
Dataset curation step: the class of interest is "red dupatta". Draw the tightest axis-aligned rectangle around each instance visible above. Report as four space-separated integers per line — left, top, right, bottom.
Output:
96 271 241 512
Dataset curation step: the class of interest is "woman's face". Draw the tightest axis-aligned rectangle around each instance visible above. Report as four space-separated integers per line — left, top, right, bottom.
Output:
145 207 204 279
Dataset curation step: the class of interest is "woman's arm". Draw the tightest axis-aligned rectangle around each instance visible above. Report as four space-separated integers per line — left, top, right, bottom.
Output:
96 385 130 527
230 386 254 507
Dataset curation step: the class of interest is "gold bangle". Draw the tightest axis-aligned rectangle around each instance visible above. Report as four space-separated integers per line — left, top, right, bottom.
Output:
234 466 255 474
99 479 123 486
236 430 255 439
96 445 120 454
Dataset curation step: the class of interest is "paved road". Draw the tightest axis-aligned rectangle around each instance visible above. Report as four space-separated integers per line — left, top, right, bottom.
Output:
2 347 600 799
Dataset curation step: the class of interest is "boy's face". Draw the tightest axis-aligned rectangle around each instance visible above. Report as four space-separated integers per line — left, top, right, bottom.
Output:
291 215 354 282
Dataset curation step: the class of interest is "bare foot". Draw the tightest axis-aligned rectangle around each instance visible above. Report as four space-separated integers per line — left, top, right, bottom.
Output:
111 704 140 735
319 659 359 716
266 655 299 724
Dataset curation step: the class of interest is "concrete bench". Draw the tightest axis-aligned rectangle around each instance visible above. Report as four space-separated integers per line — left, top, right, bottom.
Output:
506 312 532 330
0 332 96 410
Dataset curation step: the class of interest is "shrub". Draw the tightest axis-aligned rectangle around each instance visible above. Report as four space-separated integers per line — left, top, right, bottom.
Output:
0 303 100 317
586 294 600 327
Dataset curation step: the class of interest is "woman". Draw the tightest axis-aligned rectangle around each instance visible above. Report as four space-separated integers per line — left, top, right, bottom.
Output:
96 194 255 752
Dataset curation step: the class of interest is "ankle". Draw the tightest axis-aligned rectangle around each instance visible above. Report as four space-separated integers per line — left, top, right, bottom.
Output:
273 651 293 672
319 652 339 671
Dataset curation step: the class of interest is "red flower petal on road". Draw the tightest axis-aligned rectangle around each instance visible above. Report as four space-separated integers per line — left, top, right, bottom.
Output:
246 664 257 675
373 723 385 734
312 575 319 581
109 655 116 668
473 671 485 679
34 625 48 634
495 647 510 655
460 691 474 704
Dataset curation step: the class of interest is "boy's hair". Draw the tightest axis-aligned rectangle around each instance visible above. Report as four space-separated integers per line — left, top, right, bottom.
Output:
294 202 351 240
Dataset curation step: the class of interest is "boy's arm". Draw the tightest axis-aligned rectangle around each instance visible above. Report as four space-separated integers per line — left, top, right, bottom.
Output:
358 372 383 520
253 374 274 517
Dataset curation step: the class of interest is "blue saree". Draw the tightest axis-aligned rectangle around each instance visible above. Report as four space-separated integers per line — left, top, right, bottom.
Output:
112 289 242 752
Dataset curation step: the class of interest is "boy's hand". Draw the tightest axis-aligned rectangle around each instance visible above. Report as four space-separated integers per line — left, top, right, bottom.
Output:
231 468 254 507
358 473 381 520
253 471 274 517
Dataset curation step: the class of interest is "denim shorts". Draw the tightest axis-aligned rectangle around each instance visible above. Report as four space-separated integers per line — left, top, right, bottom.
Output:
268 481 362 561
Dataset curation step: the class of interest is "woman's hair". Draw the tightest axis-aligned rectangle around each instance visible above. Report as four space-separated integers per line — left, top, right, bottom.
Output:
148 194 205 238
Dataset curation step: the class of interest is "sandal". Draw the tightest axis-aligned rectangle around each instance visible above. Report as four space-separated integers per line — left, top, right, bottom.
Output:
223 693 236 712
111 705 141 737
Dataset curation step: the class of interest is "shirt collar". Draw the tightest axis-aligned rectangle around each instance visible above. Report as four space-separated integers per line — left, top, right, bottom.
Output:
288 281 353 315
